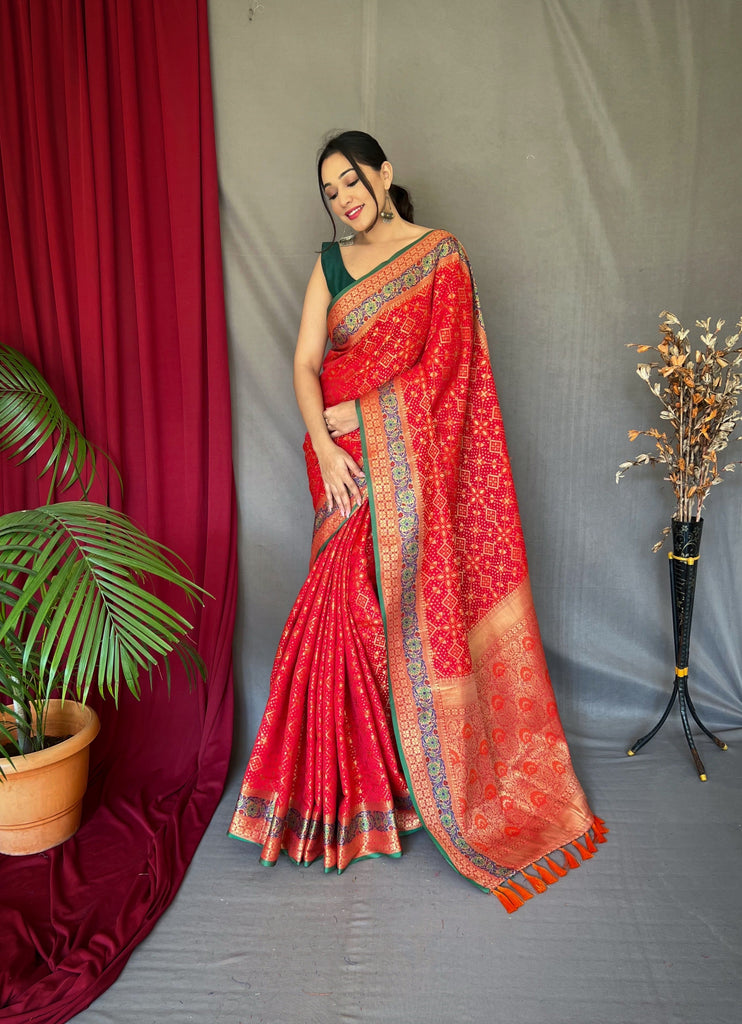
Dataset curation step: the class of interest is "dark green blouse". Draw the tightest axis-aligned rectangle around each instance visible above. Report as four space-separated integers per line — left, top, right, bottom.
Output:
320 240 354 300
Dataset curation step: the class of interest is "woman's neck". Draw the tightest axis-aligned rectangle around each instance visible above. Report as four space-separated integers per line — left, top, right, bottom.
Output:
353 219 425 247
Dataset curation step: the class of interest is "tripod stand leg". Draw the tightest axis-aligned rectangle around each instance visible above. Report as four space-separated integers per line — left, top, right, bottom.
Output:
678 680 707 780
684 688 728 750
627 679 679 755
629 521 729 774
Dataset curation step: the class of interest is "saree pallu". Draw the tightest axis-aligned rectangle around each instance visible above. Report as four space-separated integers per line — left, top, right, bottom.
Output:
230 230 606 909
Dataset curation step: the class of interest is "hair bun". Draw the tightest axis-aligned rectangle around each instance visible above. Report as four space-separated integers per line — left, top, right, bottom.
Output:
389 183 414 223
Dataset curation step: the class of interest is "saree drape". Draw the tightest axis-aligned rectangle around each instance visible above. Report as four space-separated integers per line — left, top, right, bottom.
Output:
230 230 605 909
0 2 236 1020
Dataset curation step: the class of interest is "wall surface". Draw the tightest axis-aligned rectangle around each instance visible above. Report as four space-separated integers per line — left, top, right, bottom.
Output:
208 0 742 765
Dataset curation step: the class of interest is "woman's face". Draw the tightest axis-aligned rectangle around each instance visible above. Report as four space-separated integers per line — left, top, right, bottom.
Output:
321 151 391 233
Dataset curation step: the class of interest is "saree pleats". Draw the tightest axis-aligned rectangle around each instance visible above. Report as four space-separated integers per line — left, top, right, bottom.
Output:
229 501 420 871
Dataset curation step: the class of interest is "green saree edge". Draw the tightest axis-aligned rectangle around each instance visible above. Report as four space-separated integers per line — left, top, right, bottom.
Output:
228 826 414 873
329 850 403 874
357 397 490 896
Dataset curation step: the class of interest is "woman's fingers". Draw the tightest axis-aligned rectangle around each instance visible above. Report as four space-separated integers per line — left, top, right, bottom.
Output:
320 448 365 517
341 453 364 510
334 471 354 516
323 400 359 438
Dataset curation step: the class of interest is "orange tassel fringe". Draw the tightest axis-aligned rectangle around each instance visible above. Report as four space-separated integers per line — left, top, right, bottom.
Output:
522 870 548 894
545 855 568 878
508 880 535 902
493 815 608 913
563 847 581 870
533 863 558 885
592 817 609 843
573 838 593 860
494 885 523 912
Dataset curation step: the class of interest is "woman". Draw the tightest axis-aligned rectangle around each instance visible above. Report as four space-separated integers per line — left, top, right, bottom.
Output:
229 131 606 911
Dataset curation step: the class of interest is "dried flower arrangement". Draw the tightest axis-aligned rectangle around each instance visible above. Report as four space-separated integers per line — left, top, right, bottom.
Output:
617 311 742 550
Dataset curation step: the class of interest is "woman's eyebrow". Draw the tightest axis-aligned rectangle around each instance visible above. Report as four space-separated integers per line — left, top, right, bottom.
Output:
323 167 355 189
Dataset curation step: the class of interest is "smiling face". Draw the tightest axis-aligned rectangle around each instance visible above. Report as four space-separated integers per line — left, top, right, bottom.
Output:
320 151 392 234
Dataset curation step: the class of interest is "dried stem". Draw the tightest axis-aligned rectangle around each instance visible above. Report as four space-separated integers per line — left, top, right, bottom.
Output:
617 312 742 549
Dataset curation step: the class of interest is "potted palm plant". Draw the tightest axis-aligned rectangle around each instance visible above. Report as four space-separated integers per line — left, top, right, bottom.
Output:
0 343 205 854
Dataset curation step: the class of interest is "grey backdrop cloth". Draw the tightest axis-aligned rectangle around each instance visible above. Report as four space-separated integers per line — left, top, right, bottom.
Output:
71 2 742 1019
215 0 742 759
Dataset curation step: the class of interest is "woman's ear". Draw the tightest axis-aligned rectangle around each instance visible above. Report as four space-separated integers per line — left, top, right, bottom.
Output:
381 161 393 189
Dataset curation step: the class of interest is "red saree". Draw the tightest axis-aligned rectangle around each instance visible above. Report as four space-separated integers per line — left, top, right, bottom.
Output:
229 230 606 910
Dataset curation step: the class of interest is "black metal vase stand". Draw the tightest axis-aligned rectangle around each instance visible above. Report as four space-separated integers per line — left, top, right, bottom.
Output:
627 518 728 780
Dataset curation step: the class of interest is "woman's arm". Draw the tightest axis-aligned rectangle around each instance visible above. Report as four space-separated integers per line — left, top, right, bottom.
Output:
293 258 363 517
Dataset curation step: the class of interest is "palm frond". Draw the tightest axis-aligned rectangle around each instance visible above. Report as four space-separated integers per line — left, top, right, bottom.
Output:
0 344 103 499
0 502 206 704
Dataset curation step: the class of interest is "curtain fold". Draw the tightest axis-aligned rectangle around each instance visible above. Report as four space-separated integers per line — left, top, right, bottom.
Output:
0 2 237 1020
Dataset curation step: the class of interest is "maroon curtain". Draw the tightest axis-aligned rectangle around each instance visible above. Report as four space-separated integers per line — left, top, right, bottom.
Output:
0 1 237 1020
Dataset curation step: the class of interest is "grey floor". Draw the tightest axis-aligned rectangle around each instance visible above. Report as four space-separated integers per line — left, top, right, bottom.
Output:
75 726 742 1024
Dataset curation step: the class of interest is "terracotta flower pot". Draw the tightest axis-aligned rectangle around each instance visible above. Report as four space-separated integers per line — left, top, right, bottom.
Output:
0 699 100 856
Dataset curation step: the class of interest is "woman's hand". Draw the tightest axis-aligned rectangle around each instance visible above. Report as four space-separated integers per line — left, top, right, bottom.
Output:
316 439 364 517
323 401 359 438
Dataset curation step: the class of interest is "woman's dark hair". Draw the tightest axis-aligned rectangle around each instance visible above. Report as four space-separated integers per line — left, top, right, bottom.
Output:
317 130 414 245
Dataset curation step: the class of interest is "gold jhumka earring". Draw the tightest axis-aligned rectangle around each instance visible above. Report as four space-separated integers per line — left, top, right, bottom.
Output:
380 190 395 222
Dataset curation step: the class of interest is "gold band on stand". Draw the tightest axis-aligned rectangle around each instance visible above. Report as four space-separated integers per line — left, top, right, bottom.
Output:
668 552 700 565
